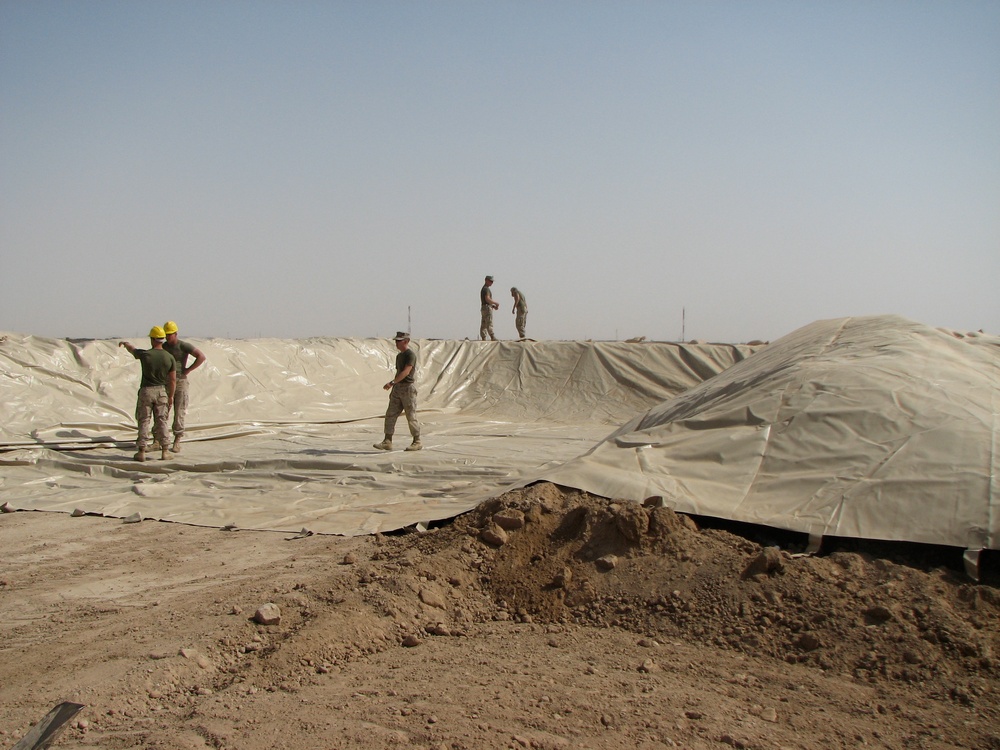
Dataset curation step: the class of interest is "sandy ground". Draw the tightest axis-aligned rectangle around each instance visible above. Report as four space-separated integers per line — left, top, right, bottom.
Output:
1 483 998 750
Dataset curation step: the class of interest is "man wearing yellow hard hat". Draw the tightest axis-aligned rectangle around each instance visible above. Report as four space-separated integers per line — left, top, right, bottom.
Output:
119 326 177 462
162 321 207 453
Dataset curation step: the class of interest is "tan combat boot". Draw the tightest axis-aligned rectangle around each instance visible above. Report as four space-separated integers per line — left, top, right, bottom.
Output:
373 437 393 451
405 439 422 451
133 450 146 462
171 438 182 453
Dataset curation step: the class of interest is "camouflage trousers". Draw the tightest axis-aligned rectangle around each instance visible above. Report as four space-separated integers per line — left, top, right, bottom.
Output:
171 376 190 439
515 310 527 339
383 382 420 439
135 385 170 450
480 305 496 341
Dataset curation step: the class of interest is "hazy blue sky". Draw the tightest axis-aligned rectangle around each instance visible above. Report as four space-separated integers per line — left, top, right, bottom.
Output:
2 1 998 342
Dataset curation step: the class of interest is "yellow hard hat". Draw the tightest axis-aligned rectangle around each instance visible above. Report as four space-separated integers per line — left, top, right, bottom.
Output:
149 326 166 339
163 321 178 335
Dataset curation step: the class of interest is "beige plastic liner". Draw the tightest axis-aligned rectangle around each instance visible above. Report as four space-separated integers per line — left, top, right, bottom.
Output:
0 334 754 535
534 316 1000 551
5 316 994 550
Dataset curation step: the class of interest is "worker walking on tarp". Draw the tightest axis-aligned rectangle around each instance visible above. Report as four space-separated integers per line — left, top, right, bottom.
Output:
119 326 176 462
373 331 422 452
480 275 499 341
510 286 528 340
162 320 206 453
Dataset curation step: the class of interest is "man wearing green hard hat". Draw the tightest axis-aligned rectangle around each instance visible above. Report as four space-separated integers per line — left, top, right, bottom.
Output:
119 326 176 462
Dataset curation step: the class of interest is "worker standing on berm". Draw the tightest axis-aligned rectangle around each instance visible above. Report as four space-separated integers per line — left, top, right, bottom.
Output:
480 275 499 341
510 286 528 340
119 326 176 462
373 331 422 452
162 320 206 454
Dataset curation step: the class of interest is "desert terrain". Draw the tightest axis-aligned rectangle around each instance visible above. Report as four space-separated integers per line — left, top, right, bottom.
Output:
2 482 997 750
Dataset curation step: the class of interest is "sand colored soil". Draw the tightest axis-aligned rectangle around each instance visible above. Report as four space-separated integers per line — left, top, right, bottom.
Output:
1 484 998 749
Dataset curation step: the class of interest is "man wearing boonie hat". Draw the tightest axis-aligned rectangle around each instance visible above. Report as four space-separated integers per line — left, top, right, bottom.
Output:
119 326 177 462
373 332 422 452
479 275 499 341
161 320 206 453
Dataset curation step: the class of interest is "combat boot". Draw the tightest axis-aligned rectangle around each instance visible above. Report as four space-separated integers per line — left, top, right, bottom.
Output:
161 448 170 460
171 438 182 453
405 439 422 452
373 437 393 451
133 450 146 462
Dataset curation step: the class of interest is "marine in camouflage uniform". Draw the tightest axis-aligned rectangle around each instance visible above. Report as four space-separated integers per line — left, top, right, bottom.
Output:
162 321 206 453
119 326 176 462
510 287 528 339
480 275 499 341
373 332 422 451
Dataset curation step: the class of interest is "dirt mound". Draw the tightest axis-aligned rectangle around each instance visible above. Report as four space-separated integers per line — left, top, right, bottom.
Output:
452 483 999 690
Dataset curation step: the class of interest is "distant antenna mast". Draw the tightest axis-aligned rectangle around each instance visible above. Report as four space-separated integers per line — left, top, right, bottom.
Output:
682 307 686 342
408 306 412 335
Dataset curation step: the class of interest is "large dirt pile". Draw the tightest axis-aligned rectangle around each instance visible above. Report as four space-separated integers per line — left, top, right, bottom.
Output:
418 483 999 692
